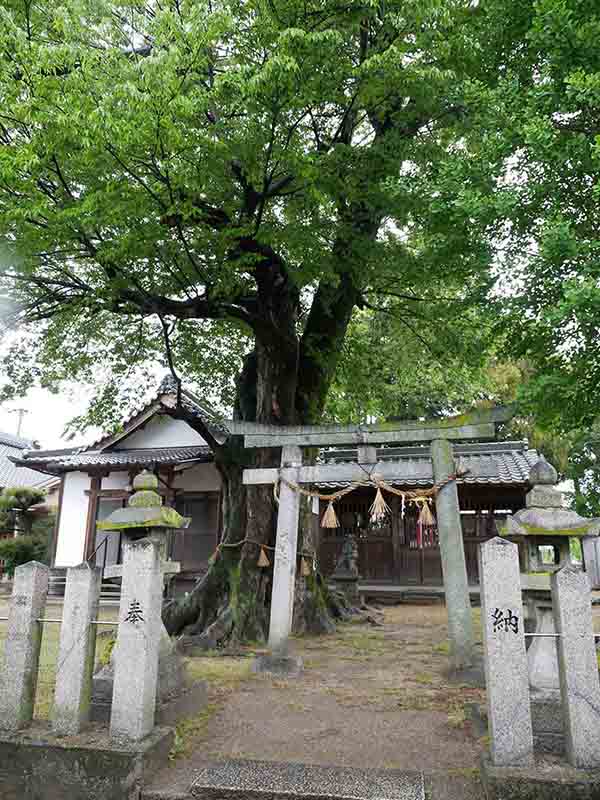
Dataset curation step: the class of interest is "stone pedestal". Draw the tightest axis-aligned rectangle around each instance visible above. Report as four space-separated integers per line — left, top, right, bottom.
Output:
479 538 533 767
92 626 187 723
92 532 187 722
552 566 600 768
527 600 559 690
0 561 49 731
53 564 102 735
530 689 564 754
583 535 600 589
110 538 164 743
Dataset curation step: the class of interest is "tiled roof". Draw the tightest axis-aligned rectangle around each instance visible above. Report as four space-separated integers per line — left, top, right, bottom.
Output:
318 441 539 488
0 436 48 489
11 445 213 474
86 375 228 450
0 432 34 448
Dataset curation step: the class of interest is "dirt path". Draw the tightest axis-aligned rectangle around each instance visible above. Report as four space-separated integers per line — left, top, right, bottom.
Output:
148 603 488 797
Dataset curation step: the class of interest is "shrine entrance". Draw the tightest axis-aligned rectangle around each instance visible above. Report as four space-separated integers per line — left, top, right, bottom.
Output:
317 483 529 587
234 406 520 671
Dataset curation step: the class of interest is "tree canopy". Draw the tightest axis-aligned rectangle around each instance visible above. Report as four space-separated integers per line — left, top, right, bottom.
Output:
0 0 527 432
493 1 600 433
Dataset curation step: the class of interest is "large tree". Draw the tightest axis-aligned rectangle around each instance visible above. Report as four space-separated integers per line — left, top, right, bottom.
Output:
0 0 526 641
491 1 600 432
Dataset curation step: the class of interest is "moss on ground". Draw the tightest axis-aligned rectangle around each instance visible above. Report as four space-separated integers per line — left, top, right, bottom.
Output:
169 704 218 760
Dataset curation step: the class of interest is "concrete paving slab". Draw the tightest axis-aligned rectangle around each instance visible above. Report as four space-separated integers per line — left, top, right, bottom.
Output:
189 759 425 800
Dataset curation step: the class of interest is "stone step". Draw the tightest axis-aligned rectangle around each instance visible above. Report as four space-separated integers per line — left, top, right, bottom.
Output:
144 759 425 800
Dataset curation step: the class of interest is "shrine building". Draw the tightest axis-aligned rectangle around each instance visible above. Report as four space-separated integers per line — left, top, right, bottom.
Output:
11 377 540 597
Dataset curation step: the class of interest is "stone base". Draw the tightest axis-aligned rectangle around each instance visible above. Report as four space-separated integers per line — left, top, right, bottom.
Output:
0 722 173 800
92 634 188 721
188 758 425 800
91 679 208 726
251 654 304 677
480 753 600 799
531 689 564 755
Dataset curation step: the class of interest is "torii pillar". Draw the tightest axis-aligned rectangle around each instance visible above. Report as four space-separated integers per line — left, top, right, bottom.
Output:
431 438 474 670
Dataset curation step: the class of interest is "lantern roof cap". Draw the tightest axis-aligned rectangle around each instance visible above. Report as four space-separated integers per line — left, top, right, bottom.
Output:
97 469 190 531
529 458 558 486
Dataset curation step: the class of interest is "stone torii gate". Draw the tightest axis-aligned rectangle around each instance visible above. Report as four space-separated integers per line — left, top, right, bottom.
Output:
237 408 512 672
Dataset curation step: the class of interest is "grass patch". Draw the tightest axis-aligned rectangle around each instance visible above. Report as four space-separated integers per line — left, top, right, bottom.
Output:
185 655 255 690
0 601 118 721
413 672 435 685
169 703 217 760
447 702 467 729
446 767 480 778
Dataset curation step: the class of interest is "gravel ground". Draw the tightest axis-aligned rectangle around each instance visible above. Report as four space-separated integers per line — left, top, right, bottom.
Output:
147 603 489 798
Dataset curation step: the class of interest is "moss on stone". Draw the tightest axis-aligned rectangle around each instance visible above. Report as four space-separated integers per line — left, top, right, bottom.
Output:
519 523 590 537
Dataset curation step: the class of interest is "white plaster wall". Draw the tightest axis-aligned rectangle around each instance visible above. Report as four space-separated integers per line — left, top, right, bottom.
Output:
115 416 206 449
172 462 222 492
101 472 130 490
54 472 91 567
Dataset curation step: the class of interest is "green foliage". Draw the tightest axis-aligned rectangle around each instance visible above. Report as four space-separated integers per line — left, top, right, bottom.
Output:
326 309 497 421
0 486 47 535
0 531 50 576
489 2 600 434
0 0 528 430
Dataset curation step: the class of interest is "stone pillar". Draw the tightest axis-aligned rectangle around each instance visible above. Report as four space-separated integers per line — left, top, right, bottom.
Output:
582 536 600 589
110 538 162 743
479 538 533 766
268 445 302 655
552 566 600 768
431 438 473 670
53 563 102 735
0 561 49 731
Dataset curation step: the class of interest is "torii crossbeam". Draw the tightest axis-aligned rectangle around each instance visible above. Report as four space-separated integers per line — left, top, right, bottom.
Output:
240 407 513 673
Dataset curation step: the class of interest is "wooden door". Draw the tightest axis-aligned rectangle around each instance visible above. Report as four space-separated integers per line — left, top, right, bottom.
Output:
173 493 219 573
318 490 394 581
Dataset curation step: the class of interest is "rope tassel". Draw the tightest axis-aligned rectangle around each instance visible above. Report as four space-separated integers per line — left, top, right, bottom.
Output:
320 500 339 528
257 546 270 567
418 498 435 527
369 487 391 523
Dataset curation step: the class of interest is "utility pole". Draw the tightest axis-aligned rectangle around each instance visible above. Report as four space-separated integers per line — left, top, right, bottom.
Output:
8 408 28 438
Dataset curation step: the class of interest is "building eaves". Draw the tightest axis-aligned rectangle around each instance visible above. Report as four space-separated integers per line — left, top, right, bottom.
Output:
0 443 51 488
10 445 214 474
0 431 34 449
317 442 539 488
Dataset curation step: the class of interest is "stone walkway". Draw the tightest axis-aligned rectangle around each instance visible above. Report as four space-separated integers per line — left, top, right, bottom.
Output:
146 603 489 799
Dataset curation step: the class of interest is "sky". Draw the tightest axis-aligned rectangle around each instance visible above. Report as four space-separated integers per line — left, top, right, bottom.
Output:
0 385 96 448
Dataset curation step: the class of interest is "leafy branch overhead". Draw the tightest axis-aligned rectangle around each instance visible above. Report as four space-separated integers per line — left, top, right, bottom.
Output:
0 0 517 427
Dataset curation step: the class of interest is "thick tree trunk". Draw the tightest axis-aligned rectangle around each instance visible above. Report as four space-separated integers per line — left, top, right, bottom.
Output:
163 335 333 644
163 244 367 644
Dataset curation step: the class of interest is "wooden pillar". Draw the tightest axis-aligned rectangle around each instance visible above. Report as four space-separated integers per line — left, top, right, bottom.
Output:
431 438 474 670
83 475 102 562
391 496 401 583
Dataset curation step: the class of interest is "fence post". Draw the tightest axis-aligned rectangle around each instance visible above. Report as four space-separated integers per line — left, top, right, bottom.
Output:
110 538 162 743
0 561 49 731
53 563 102 735
479 537 533 766
552 565 600 768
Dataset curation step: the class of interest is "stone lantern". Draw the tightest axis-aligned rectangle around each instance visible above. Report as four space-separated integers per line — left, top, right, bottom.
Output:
91 470 191 720
500 458 600 751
